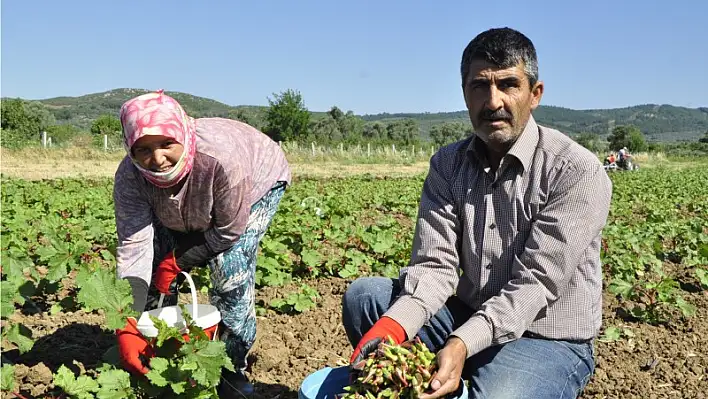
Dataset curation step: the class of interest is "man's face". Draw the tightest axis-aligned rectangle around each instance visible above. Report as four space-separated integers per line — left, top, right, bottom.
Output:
463 59 543 152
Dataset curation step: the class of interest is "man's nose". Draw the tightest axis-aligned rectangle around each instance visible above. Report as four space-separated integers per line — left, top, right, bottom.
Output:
485 86 504 110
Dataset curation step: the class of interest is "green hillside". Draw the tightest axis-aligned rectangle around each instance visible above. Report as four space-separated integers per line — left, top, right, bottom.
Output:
6 88 708 142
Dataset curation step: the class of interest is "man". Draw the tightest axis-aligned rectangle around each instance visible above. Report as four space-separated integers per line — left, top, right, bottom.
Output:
342 27 613 399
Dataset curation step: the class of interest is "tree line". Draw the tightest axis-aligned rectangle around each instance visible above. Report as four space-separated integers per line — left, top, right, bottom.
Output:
2 90 708 156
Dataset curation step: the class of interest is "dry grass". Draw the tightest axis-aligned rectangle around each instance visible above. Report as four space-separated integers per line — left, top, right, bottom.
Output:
0 148 430 180
4 147 703 181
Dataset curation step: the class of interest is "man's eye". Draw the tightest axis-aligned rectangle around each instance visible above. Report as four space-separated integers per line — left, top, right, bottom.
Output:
499 81 519 90
468 82 486 91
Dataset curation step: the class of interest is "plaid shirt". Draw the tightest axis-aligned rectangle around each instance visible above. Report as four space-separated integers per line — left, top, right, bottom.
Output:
385 116 613 358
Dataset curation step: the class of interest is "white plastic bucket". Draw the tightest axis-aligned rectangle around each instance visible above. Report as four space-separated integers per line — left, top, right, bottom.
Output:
136 271 221 340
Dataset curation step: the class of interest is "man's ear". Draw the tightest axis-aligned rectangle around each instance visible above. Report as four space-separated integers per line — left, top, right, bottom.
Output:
530 81 544 110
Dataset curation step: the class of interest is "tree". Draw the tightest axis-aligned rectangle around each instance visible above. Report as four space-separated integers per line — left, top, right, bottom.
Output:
90 114 122 137
385 119 419 145
607 125 647 152
574 132 605 153
699 131 708 144
363 122 386 141
264 89 311 142
45 124 82 145
327 106 364 142
309 118 342 143
1 99 56 147
1 98 55 134
429 122 470 147
227 109 259 129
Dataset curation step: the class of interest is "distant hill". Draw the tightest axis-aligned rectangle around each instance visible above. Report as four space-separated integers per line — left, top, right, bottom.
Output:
7 88 708 142
362 105 708 142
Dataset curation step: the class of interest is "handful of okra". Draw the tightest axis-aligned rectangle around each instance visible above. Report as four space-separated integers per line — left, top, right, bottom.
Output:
339 337 438 399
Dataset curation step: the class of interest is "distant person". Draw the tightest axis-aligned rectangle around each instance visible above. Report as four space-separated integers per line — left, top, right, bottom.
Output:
618 147 627 161
342 27 612 399
605 152 616 165
112 90 290 396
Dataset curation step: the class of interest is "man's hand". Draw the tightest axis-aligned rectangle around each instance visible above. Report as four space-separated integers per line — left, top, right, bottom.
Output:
420 337 467 399
349 316 406 365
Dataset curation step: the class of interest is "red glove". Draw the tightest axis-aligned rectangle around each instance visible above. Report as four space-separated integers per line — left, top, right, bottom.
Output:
154 251 181 294
116 317 154 375
350 316 406 364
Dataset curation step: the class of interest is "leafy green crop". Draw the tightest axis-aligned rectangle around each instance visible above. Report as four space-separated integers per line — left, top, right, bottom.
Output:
1 167 707 395
270 283 320 314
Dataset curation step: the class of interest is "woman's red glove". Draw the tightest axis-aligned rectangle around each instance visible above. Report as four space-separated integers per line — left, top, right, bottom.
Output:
350 316 407 364
116 317 154 375
154 251 181 294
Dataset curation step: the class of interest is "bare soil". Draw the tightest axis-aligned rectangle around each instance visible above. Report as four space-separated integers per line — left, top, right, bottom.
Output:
3 276 707 398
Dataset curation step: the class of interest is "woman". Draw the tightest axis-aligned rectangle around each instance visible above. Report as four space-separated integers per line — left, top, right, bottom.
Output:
113 90 290 395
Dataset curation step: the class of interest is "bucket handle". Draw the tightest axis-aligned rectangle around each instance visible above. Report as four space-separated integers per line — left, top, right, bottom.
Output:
156 271 199 319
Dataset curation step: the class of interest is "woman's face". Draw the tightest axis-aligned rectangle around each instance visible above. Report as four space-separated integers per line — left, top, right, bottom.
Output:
131 135 184 172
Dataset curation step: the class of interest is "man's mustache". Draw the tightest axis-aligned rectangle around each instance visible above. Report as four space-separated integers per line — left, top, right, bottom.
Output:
479 109 512 121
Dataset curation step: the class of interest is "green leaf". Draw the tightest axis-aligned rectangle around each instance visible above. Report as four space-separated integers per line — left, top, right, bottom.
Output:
674 297 697 317
1 364 15 392
696 268 708 289
1 255 32 287
95 368 134 399
608 278 633 298
50 303 63 315
53 364 99 398
3 323 34 354
100 249 116 262
150 316 185 348
77 268 135 329
170 381 187 394
179 339 234 387
0 281 19 317
46 255 71 283
145 357 170 387
300 249 322 268
599 326 622 342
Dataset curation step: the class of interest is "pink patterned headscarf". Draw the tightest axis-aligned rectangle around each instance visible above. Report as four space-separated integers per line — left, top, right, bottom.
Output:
119 90 197 188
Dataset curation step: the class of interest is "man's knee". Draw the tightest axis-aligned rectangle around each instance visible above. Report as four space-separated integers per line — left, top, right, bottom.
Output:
341 276 393 313
466 338 594 399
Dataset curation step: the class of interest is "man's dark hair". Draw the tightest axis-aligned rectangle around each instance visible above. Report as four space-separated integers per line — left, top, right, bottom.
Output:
460 27 538 88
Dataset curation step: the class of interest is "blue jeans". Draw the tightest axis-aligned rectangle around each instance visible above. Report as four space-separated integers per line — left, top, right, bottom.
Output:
342 277 595 399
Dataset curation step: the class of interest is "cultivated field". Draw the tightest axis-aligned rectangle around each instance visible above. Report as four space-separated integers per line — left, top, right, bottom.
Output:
1 151 707 398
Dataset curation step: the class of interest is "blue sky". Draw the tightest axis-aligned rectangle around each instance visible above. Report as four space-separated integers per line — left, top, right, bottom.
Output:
2 0 707 114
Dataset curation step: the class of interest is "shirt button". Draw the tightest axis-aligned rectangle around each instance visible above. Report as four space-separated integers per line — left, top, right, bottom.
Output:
489 223 496 229
486 264 493 269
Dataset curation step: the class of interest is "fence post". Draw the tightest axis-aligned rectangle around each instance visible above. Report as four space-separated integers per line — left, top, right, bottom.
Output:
367 143 371 157
104 135 108 151
48 137 52 147
42 131 47 148
339 143 344 155
392 144 396 154
311 142 316 156
430 146 434 157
